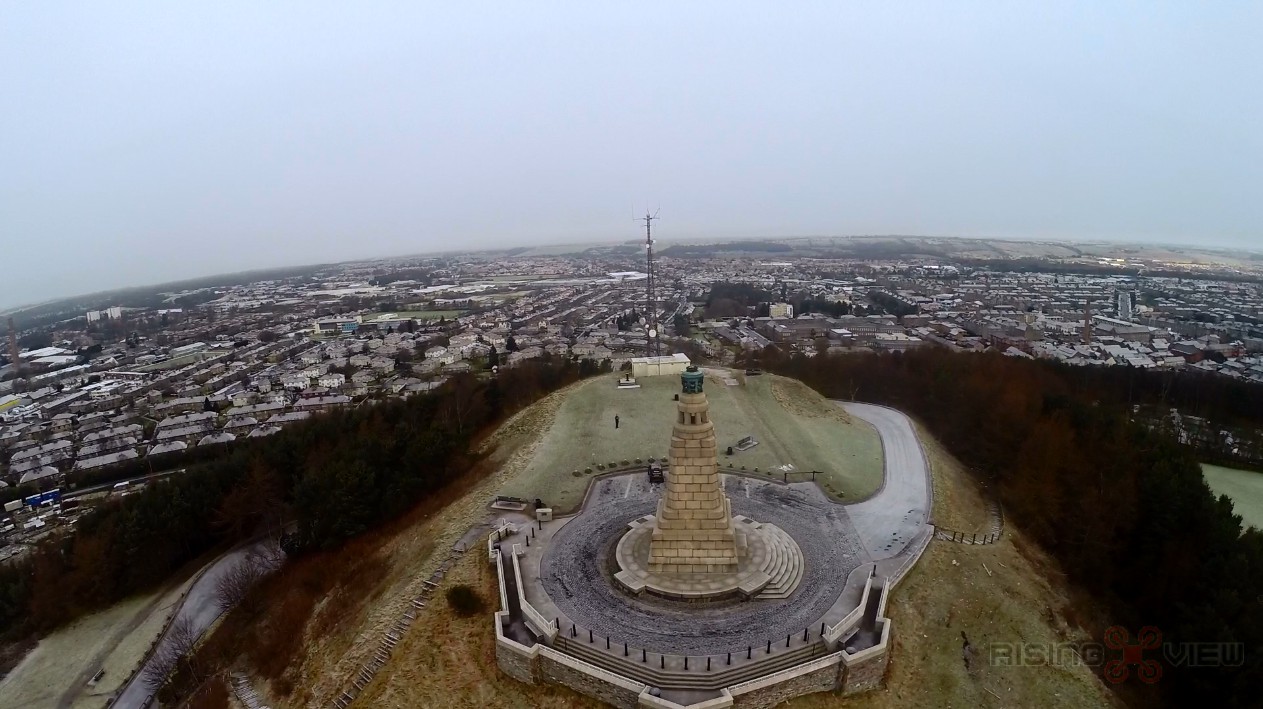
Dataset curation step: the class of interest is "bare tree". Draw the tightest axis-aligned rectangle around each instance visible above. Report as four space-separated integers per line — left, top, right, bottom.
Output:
212 544 284 614
143 614 199 691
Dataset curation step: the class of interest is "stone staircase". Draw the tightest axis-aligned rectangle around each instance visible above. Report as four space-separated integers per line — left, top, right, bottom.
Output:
754 523 804 600
329 537 473 709
231 672 270 709
554 634 828 691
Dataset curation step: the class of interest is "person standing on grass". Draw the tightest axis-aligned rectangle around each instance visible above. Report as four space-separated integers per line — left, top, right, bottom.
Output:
615 414 620 429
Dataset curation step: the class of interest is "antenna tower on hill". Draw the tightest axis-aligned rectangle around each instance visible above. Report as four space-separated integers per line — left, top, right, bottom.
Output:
641 210 661 357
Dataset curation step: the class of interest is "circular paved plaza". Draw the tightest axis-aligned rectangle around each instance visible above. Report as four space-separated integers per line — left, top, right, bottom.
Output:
538 472 866 655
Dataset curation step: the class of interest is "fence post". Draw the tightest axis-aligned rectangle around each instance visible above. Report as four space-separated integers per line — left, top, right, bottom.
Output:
971 533 977 544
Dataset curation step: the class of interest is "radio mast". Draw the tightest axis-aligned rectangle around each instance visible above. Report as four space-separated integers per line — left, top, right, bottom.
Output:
641 210 660 357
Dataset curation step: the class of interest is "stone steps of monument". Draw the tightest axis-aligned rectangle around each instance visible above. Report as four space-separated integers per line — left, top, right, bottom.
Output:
554 636 826 691
756 525 805 600
758 525 786 587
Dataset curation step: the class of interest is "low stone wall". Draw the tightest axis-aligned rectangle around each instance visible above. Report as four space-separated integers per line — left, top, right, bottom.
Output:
824 569 874 646
728 652 843 708
493 538 894 708
494 614 535 685
510 544 556 641
885 525 934 590
839 622 890 696
538 647 647 709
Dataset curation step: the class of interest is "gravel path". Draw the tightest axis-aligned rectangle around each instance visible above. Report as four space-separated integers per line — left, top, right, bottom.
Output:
538 474 865 655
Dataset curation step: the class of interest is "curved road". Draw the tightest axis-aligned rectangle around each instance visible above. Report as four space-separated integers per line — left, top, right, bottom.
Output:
112 539 278 709
838 402 932 561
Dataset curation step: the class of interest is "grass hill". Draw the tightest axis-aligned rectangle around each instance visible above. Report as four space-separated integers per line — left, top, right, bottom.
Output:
497 370 884 512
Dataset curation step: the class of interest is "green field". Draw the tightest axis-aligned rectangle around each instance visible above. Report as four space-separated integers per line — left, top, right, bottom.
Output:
498 370 883 513
1202 464 1263 530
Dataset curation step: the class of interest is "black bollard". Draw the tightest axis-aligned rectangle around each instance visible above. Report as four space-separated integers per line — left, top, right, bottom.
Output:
821 622 826 637
727 652 731 666
660 655 665 669
589 629 593 643
786 634 791 648
624 642 628 656
525 536 529 547
571 623 576 637
643 649 647 662
766 640 771 654
803 628 809 642
606 637 610 650
684 657 688 670
747 646 752 660
707 657 711 671
555 618 560 630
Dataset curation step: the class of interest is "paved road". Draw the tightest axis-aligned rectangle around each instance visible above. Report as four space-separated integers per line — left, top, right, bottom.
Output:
112 540 279 709
838 402 931 561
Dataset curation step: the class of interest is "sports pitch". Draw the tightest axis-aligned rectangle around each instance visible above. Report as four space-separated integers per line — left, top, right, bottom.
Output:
498 370 883 513
1202 463 1263 531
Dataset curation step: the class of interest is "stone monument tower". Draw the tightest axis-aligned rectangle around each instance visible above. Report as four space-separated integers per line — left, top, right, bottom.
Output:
647 366 740 573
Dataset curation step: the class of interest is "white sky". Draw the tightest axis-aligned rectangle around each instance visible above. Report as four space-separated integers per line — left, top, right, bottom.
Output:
2 2 1261 307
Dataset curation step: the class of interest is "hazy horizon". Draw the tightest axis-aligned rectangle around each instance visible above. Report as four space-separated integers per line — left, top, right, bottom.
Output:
4 2 1261 308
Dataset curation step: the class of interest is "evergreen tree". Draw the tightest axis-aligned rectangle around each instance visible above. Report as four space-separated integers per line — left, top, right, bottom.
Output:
506 336 519 352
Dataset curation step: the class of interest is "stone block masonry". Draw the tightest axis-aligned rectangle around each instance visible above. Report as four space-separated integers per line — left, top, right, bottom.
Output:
648 372 739 573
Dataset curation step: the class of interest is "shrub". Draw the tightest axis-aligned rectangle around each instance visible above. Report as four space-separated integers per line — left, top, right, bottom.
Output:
585 467 593 474
446 585 487 617
634 458 642 464
571 470 582 477
621 459 630 466
597 463 605 470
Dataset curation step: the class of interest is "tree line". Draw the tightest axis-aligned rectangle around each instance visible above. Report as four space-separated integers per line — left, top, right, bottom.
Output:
0 356 591 639
763 348 1262 707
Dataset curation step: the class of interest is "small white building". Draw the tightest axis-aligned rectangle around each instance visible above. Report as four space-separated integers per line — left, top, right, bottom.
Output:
630 353 691 378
